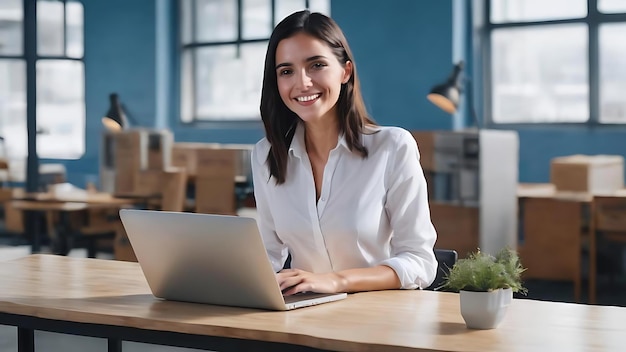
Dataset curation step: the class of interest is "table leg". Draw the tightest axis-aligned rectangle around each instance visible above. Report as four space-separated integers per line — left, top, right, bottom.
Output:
108 338 122 352
589 201 597 304
18 327 34 352
50 211 74 256
24 211 41 254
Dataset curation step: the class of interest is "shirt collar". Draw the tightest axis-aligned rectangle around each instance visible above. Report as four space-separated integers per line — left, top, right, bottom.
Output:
288 122 306 159
289 122 350 158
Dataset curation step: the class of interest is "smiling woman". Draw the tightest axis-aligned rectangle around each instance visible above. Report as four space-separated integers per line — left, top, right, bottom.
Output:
252 10 438 297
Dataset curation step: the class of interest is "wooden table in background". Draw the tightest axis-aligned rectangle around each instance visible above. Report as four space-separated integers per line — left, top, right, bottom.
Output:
8 190 135 254
1 255 626 352
517 183 591 303
517 183 626 304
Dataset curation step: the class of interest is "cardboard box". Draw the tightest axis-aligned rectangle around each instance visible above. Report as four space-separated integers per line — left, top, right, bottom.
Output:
171 143 252 179
171 143 211 176
196 149 237 177
113 168 136 195
134 170 164 197
195 175 237 215
550 155 624 194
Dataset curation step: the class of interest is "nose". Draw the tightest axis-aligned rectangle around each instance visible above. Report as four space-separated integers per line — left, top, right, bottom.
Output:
296 68 312 90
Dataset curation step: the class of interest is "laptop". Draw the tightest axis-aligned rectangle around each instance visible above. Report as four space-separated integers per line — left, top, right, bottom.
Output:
119 209 347 310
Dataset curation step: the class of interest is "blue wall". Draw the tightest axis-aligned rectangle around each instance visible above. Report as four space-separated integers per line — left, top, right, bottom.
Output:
331 0 453 130
55 0 626 186
516 127 626 182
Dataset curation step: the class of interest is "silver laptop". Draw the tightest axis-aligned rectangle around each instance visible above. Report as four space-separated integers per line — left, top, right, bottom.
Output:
119 209 347 310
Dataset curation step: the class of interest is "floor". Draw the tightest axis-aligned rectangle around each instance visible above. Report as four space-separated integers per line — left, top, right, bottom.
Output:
1 239 625 351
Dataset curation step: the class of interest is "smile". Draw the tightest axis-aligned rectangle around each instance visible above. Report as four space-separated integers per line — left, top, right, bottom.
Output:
295 94 320 102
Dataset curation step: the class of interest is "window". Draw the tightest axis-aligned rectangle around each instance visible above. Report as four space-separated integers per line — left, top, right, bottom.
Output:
180 0 330 123
0 0 85 165
485 0 626 124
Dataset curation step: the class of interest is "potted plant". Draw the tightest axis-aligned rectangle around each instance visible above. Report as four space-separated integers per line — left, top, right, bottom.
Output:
440 248 527 329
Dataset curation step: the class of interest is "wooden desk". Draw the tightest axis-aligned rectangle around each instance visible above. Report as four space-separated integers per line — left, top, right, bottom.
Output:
517 183 626 304
10 188 135 205
1 255 626 352
9 193 133 255
517 184 591 303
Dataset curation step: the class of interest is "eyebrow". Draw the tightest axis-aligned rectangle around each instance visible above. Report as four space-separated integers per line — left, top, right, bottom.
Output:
275 55 328 70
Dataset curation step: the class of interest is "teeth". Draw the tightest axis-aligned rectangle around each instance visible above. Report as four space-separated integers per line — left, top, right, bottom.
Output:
296 94 320 102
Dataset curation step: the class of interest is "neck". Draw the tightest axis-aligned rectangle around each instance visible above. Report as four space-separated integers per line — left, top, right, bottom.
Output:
304 119 339 161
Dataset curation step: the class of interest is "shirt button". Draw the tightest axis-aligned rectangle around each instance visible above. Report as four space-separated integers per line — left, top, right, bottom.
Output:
321 197 326 202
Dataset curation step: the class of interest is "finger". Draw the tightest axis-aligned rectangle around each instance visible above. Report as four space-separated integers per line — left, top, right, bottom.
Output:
276 270 299 280
278 275 304 291
283 282 310 296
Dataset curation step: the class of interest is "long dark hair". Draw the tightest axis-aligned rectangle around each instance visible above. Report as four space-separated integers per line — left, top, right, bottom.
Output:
260 10 376 184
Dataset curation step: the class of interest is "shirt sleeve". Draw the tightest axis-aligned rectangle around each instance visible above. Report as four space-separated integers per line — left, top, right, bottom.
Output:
251 143 289 272
379 129 438 289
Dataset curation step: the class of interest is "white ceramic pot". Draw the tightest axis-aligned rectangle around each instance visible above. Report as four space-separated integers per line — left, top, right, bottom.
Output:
460 288 512 329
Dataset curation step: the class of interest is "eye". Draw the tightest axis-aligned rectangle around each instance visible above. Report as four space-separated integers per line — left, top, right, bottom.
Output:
311 62 327 70
278 68 293 76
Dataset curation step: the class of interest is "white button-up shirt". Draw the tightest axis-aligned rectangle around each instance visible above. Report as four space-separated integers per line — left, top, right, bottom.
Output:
251 123 437 289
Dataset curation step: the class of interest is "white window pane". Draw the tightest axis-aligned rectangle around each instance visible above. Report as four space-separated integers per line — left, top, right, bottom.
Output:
195 43 266 120
308 0 331 15
491 25 588 123
37 0 65 56
196 0 237 42
0 0 23 55
242 0 271 39
275 0 306 25
181 0 193 44
36 60 85 159
598 0 626 13
0 60 27 161
66 1 84 58
599 24 626 123
490 0 587 23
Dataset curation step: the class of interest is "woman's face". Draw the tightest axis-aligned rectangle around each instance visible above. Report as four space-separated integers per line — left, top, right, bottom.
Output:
275 32 352 125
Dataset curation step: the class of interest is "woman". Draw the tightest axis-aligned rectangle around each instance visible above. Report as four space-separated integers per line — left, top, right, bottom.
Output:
252 10 437 296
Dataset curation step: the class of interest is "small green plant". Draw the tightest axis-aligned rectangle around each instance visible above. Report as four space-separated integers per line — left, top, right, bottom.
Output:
440 248 528 294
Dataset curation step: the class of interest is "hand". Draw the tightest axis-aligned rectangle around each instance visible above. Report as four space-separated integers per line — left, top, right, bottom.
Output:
276 269 346 296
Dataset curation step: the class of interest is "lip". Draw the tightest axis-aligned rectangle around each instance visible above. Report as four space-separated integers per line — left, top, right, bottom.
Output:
293 93 321 106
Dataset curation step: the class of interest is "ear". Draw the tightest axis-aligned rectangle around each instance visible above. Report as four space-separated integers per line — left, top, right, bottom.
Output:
342 61 353 84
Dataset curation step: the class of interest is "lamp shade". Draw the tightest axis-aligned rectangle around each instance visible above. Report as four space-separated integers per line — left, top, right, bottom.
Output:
102 93 128 131
427 61 464 114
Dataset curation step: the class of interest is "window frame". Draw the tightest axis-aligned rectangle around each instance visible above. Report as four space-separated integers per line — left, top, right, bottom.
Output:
482 0 626 127
35 0 85 159
178 0 315 126
0 0 85 161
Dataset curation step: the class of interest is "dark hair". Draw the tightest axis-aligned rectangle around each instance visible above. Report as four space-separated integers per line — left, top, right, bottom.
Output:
260 10 376 184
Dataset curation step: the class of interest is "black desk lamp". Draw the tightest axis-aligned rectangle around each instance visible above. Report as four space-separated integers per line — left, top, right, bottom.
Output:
427 60 481 128
102 93 131 131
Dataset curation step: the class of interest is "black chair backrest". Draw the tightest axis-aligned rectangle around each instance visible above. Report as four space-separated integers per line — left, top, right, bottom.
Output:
425 249 458 291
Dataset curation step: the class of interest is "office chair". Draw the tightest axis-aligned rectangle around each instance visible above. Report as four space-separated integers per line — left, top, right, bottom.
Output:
425 249 458 291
